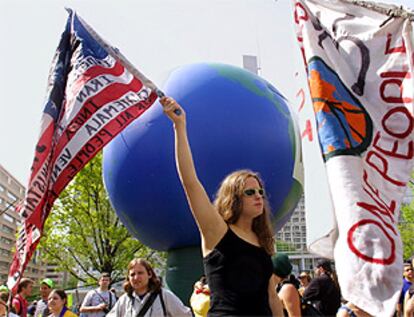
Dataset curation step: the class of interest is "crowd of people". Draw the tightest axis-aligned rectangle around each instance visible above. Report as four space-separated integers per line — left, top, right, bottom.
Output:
0 96 412 317
1 257 414 317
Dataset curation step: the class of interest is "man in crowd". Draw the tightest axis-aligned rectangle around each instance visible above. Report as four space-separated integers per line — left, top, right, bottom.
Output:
12 278 34 317
34 278 54 317
80 273 116 317
397 262 414 316
302 259 341 315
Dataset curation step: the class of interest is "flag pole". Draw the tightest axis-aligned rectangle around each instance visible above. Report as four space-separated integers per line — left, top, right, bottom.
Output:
64 8 181 115
0 199 20 217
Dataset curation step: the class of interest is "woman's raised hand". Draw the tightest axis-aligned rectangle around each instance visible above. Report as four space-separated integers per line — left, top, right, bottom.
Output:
160 96 186 125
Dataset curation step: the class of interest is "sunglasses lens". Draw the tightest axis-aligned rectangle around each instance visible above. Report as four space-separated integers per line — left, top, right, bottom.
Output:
244 189 255 196
243 189 265 197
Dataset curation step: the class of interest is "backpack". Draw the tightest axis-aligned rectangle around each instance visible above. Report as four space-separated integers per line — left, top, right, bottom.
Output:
300 298 323 316
278 280 322 317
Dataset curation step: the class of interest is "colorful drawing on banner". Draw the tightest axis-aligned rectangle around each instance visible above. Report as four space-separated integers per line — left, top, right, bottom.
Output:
307 57 373 161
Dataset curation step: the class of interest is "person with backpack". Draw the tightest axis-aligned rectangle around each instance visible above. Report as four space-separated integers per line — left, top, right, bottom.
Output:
12 278 34 317
106 258 191 317
80 273 116 317
303 259 341 316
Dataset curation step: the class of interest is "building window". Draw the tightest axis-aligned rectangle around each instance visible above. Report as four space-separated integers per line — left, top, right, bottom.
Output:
0 249 11 257
0 261 9 269
7 192 18 202
0 236 13 245
2 214 14 223
2 225 14 234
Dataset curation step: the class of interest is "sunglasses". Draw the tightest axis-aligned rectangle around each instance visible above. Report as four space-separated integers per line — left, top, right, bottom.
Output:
243 188 265 197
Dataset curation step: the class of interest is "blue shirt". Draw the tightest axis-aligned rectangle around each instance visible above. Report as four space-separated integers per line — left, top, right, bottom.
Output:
399 278 412 305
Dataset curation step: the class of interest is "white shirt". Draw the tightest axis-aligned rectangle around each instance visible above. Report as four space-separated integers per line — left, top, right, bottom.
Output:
81 288 117 317
34 299 48 317
107 288 191 317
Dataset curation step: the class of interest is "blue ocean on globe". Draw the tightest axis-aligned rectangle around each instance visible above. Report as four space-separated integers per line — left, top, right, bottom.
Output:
103 63 303 251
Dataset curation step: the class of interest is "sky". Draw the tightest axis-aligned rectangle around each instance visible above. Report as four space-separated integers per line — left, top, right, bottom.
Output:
0 0 412 185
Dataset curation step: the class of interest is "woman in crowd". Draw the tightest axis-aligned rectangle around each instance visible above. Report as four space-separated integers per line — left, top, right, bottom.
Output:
47 290 78 317
190 276 210 317
107 258 191 317
161 97 283 316
297 272 311 297
272 253 301 317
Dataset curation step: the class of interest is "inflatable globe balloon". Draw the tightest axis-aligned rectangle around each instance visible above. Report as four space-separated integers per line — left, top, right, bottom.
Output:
103 63 303 299
103 62 303 249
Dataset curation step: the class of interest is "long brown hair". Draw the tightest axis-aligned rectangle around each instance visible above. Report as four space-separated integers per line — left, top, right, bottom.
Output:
123 258 161 296
213 170 275 255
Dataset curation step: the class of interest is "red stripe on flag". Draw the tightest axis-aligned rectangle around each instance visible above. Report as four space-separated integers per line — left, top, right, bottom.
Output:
28 122 55 183
51 90 158 196
54 76 143 158
66 61 124 108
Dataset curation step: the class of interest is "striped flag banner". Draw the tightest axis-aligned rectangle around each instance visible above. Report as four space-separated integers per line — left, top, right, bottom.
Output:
7 9 160 292
292 0 414 315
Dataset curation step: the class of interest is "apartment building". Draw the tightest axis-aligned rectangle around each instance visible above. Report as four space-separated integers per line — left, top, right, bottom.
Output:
276 196 320 272
0 164 45 284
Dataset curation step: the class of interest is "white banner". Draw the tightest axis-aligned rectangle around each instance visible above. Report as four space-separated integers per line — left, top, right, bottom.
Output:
293 0 414 315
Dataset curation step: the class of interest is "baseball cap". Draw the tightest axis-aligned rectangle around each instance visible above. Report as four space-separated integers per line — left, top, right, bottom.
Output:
271 253 293 278
316 259 332 272
41 278 55 288
0 285 8 293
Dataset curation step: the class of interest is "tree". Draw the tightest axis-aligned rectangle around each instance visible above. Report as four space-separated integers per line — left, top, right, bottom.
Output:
39 152 163 284
275 240 297 253
399 175 414 261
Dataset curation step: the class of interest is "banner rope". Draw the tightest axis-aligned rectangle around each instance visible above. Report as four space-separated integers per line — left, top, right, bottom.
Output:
339 0 414 20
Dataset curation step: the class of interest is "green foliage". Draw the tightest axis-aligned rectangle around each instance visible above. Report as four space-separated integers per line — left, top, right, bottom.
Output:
399 177 414 261
39 152 164 284
275 240 297 253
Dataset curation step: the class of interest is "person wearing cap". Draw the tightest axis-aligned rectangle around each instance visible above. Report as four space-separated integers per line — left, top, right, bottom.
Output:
272 253 301 317
0 289 19 317
34 279 54 317
302 258 341 316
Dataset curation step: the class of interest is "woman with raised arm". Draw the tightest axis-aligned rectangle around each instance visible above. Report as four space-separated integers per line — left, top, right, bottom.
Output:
161 97 283 317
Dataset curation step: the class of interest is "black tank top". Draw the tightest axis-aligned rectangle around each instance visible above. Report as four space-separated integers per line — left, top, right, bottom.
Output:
203 228 273 316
